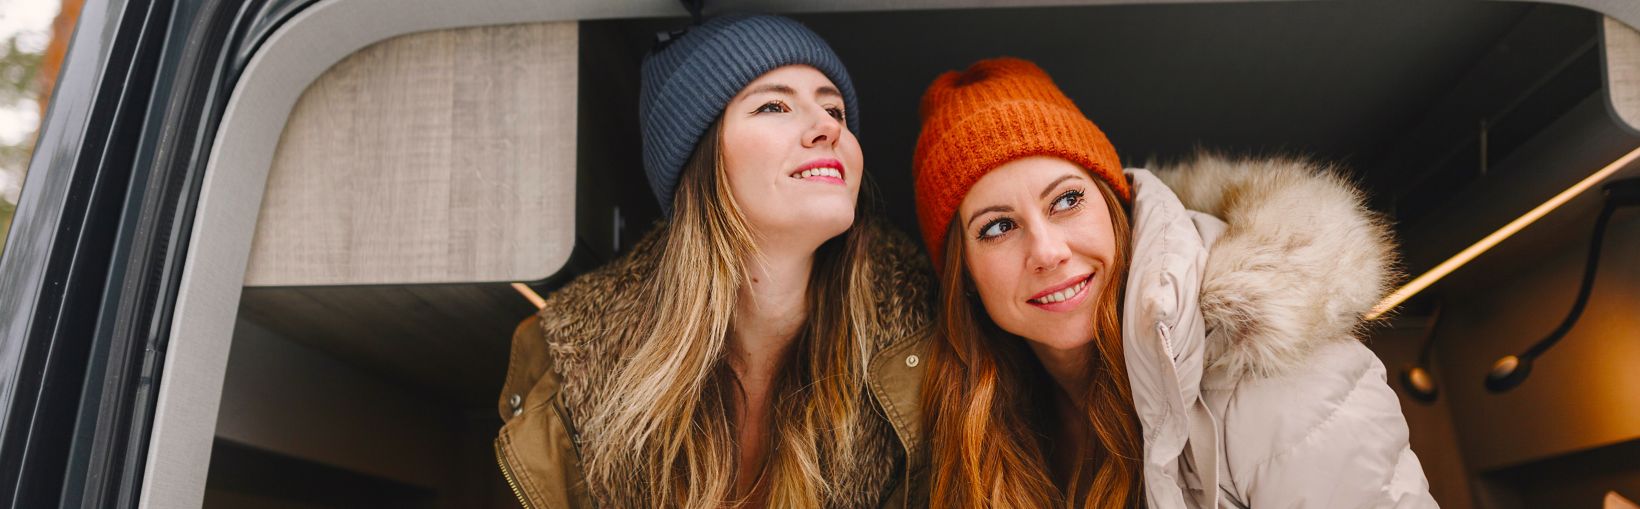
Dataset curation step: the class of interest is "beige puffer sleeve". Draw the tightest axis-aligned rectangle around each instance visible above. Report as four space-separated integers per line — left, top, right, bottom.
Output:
1206 339 1438 508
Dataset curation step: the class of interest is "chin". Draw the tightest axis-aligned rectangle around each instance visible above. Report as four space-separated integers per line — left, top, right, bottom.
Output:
1028 329 1096 352
757 205 856 245
795 199 857 233
1002 313 1095 352
808 209 856 240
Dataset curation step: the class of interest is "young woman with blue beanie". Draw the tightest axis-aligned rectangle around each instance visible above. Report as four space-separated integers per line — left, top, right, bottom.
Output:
494 14 934 509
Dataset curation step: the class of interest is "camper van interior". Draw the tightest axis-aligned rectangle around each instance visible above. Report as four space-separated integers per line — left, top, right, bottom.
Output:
109 0 1640 507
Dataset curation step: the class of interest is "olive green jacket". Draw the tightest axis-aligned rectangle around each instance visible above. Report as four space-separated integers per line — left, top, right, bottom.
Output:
494 222 935 508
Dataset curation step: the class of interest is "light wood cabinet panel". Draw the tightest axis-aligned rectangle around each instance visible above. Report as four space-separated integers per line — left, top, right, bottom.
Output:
246 22 577 286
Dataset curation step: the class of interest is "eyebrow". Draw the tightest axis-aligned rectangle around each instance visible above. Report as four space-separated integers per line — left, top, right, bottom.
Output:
966 205 1013 230
965 173 1088 230
740 84 844 102
1040 174 1085 199
742 83 796 98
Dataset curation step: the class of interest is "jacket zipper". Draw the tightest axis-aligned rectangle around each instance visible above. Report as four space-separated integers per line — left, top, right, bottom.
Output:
494 439 536 509
555 399 582 463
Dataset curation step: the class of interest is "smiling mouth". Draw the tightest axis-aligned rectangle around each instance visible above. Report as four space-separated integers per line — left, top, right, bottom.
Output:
791 167 843 180
789 159 845 182
1028 274 1093 304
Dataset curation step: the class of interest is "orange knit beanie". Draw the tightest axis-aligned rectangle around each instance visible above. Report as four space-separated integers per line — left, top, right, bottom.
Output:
912 57 1130 269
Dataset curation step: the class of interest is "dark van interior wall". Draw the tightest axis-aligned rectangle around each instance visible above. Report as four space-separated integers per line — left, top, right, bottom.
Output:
1362 328 1476 509
206 317 518 508
1434 210 1640 508
582 2 1558 242
1380 80 1640 508
1371 93 1640 505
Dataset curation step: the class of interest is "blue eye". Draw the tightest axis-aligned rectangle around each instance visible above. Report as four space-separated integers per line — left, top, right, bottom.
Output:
1052 189 1083 212
977 218 1015 240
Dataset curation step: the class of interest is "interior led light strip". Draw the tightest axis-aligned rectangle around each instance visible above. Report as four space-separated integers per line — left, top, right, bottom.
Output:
1366 145 1640 320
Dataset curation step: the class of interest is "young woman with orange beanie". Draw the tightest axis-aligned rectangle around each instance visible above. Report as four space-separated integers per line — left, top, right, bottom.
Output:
911 57 1436 508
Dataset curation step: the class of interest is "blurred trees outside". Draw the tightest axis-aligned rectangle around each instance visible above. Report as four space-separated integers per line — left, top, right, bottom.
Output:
1 0 79 257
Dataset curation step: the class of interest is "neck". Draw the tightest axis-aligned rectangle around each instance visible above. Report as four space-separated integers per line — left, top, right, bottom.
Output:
1049 388 1093 490
725 241 815 506
1029 342 1095 407
1031 341 1103 494
728 242 815 380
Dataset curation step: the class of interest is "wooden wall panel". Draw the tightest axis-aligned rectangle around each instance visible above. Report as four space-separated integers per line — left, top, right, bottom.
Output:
246 22 577 286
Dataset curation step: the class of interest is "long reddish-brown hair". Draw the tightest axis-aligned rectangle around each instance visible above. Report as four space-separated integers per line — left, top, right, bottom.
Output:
920 177 1142 508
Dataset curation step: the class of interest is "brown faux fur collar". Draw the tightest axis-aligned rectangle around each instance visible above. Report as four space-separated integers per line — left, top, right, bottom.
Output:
534 219 933 507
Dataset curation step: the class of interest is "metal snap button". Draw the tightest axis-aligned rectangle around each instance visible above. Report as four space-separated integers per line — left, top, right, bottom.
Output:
905 355 920 368
509 394 522 408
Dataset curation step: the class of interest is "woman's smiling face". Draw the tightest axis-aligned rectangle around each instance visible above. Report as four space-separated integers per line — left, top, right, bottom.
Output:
958 156 1118 353
719 65 863 245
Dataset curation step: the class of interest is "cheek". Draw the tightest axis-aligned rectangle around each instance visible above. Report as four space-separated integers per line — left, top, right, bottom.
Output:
1070 234 1117 267
721 121 782 177
964 247 1017 310
719 130 781 200
1068 212 1119 263
840 132 864 182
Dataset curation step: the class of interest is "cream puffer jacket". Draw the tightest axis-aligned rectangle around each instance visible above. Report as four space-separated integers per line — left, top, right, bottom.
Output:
1122 156 1437 508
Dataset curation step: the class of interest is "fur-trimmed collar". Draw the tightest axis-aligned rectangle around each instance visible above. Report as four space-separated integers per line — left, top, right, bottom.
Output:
534 218 932 508
1153 154 1400 379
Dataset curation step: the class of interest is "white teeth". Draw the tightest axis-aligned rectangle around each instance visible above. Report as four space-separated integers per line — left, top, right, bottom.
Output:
1032 279 1088 304
792 167 842 179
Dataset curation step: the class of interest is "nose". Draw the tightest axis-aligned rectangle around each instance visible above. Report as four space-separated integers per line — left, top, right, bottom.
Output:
1025 226 1071 273
802 107 842 148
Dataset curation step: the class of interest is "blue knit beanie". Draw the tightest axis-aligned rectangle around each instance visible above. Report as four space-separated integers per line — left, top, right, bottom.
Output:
639 13 860 214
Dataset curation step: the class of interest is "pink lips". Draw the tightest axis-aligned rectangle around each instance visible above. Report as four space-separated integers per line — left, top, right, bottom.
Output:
791 158 846 186
1026 273 1094 312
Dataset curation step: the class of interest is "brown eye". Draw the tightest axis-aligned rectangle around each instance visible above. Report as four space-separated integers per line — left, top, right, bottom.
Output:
826 106 845 121
754 101 789 114
977 218 1016 240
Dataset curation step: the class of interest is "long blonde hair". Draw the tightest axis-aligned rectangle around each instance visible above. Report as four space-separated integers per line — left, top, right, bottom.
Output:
582 119 884 508
921 177 1142 508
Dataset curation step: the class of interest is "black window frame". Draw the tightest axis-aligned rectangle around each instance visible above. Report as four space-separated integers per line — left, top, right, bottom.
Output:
0 0 320 507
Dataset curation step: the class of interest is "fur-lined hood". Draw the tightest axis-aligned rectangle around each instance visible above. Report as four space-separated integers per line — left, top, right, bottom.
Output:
1152 154 1398 379
1122 154 1425 508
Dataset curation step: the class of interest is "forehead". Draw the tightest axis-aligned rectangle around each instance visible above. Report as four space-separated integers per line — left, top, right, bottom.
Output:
961 156 1086 207
738 64 837 94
